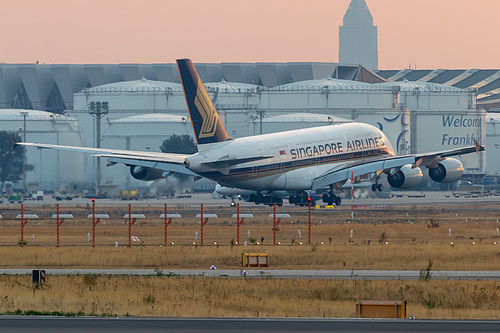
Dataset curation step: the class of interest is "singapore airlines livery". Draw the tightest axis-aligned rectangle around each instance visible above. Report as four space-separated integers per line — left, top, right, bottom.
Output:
17 59 484 206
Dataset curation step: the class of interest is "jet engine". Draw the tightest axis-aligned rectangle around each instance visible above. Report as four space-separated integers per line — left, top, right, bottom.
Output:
130 166 164 181
387 165 423 189
428 158 464 183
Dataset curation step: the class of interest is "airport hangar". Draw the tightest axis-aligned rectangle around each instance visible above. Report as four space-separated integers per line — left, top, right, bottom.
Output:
0 63 492 193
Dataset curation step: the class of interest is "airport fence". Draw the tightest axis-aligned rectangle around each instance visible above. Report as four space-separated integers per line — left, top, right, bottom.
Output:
0 202 318 248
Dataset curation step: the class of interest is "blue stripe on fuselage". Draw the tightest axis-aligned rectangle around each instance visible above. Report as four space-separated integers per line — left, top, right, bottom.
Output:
197 148 390 179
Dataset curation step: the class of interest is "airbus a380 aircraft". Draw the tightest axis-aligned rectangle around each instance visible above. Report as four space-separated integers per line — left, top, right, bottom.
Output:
17 59 484 206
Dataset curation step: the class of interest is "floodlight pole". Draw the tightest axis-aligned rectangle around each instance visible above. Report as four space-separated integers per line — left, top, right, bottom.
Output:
88 101 109 196
256 110 265 135
20 111 29 195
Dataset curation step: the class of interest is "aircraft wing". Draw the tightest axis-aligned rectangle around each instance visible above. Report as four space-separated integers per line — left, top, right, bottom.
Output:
16 142 198 176
311 144 484 190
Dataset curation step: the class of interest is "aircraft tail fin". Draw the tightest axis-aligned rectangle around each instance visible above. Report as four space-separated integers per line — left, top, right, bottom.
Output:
177 59 231 146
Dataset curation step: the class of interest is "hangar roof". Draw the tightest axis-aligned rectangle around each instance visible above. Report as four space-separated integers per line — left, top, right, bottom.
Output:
377 69 500 109
375 80 466 93
110 113 189 123
204 81 260 93
0 109 70 120
0 62 382 113
262 113 352 124
276 77 373 91
84 78 182 93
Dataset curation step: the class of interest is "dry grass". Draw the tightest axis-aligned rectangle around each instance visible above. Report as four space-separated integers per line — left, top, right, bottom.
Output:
0 217 499 270
2 242 500 271
2 203 500 320
1 275 500 319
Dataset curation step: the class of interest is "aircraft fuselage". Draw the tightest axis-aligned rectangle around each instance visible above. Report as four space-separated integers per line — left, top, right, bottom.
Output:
186 122 394 191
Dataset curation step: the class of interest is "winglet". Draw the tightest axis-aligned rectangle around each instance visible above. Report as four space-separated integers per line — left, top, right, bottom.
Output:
11 135 18 152
473 139 480 154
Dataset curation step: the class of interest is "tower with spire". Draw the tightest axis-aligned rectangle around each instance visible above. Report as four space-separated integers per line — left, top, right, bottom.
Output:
339 0 378 70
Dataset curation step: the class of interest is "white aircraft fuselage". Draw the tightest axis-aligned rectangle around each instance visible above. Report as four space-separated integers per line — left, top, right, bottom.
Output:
186 122 394 191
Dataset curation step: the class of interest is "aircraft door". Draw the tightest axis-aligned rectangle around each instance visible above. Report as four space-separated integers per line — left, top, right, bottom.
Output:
253 142 267 176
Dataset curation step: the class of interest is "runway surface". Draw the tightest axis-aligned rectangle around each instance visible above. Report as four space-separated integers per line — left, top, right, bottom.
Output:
9 190 500 209
2 269 500 280
0 317 499 332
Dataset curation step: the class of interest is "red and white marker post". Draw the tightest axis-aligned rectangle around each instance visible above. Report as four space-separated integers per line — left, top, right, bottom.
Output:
128 203 134 247
308 197 311 245
273 204 280 245
53 206 74 247
92 198 97 247
164 203 170 246
236 203 242 244
20 204 27 247
17 205 38 247
200 203 206 246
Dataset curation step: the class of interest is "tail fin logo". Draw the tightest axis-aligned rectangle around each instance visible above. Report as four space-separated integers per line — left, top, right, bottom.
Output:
177 58 230 145
194 77 218 139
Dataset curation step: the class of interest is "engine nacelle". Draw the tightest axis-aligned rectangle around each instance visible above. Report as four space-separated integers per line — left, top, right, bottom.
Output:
130 166 164 181
387 165 423 189
428 158 464 183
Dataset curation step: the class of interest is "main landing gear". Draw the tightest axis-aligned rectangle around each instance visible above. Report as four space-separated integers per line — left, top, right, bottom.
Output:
322 193 341 206
289 191 315 207
249 193 283 207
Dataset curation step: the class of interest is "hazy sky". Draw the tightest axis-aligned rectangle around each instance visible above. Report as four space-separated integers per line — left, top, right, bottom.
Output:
1 0 498 69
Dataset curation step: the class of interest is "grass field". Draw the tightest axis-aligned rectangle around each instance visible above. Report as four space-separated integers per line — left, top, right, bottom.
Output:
1 202 500 319
2 275 500 319
2 241 500 271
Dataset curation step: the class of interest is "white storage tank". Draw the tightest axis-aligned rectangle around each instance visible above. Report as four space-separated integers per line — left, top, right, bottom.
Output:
100 113 194 188
0 109 85 191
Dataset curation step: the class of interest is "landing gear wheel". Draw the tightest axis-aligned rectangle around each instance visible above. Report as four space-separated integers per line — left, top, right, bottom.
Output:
335 196 342 206
327 196 334 206
322 194 329 203
371 184 377 192
377 184 384 192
